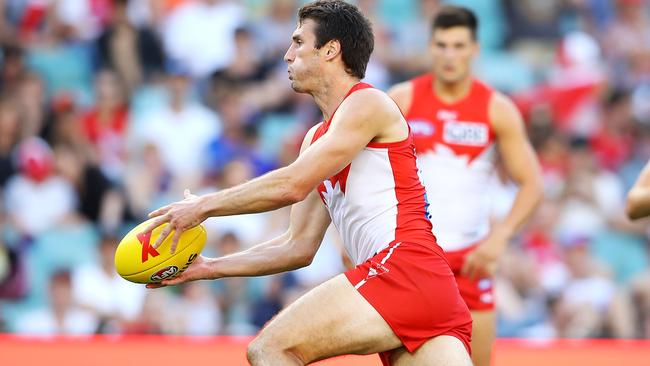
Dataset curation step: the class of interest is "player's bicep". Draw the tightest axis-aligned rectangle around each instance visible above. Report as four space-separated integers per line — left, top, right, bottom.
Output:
288 93 386 194
491 95 541 185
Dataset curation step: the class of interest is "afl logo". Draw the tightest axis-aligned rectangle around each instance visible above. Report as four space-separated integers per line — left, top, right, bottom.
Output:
150 265 179 282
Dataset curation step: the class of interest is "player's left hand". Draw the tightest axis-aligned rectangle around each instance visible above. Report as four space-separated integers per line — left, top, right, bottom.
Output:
142 189 207 254
461 227 511 280
146 255 212 289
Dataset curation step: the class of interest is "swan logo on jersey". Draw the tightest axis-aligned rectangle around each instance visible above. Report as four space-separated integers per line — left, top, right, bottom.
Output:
409 120 435 136
443 121 489 146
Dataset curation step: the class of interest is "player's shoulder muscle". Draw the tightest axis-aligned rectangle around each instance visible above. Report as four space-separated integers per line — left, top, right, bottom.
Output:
387 81 414 116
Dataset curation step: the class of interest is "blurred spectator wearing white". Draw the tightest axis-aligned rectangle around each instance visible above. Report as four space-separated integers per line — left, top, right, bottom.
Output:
171 282 222 335
162 0 244 78
71 235 145 333
15 269 98 335
129 62 221 188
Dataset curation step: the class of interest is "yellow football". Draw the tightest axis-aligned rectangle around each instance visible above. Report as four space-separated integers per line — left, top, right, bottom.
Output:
114 219 207 284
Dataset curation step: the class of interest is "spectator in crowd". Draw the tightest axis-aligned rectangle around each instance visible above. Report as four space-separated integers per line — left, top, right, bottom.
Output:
14 269 98 335
123 142 174 221
162 0 244 78
130 62 221 189
0 100 21 187
71 235 145 333
53 144 124 234
95 0 165 94
4 137 77 239
81 69 130 181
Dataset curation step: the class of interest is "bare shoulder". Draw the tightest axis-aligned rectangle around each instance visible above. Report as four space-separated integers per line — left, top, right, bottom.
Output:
488 91 524 134
386 81 413 115
339 88 402 122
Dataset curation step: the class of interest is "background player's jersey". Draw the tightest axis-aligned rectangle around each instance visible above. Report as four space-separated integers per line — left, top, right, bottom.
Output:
405 74 496 252
311 83 438 265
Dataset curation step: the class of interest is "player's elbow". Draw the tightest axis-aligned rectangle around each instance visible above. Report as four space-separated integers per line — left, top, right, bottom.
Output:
289 239 318 268
296 250 316 268
520 173 544 209
284 178 312 204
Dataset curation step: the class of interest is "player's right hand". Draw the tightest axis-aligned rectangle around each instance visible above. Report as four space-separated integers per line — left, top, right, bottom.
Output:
145 255 212 288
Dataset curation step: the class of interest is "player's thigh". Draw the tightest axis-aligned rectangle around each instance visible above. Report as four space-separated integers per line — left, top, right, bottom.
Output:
255 273 403 362
470 310 496 366
389 335 472 366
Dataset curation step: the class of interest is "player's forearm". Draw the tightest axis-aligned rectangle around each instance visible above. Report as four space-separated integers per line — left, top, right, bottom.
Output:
626 188 650 220
203 232 313 278
496 179 544 239
199 167 309 218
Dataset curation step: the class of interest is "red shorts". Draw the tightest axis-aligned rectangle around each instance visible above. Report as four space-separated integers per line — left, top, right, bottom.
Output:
444 243 495 311
344 241 472 365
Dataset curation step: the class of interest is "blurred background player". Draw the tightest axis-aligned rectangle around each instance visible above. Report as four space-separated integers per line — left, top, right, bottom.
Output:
388 6 543 366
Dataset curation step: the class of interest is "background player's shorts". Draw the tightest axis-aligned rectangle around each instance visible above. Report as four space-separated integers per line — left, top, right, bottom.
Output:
444 243 495 311
344 241 472 365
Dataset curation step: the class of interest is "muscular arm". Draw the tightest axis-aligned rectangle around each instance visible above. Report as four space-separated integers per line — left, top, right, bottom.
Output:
206 189 332 278
195 89 403 219
153 126 332 285
626 160 650 220
462 93 543 279
146 89 405 251
490 93 544 237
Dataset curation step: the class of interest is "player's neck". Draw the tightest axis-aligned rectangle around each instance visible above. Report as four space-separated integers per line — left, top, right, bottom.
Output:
433 76 473 104
311 76 361 121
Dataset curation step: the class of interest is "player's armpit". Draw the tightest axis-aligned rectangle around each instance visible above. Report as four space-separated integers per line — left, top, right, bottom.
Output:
286 89 405 199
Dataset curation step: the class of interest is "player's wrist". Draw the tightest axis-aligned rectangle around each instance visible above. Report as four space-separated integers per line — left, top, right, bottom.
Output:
197 194 215 220
205 257 226 279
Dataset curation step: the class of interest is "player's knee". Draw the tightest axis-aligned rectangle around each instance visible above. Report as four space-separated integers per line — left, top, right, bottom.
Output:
247 335 307 365
246 338 265 365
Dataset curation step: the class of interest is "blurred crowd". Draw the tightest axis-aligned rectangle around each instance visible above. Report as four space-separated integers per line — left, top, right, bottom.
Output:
0 0 649 340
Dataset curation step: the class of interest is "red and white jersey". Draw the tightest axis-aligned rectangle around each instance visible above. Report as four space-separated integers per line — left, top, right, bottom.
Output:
405 74 496 252
311 83 438 265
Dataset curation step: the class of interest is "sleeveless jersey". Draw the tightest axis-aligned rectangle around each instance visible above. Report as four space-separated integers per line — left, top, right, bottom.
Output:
405 74 496 251
311 83 438 265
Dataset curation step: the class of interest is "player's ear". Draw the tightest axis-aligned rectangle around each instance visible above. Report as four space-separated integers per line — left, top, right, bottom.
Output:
324 39 341 61
471 40 480 58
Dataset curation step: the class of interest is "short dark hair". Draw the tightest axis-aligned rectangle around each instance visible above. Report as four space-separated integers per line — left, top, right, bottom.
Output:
298 0 374 79
432 6 478 40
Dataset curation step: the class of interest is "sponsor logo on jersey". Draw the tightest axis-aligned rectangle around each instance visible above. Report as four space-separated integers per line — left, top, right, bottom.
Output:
443 121 489 146
150 265 179 282
409 120 435 136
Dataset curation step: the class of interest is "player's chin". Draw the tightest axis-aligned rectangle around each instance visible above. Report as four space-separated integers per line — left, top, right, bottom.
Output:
289 80 307 93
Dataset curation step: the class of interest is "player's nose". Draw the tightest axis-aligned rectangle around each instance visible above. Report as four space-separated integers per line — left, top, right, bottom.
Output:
284 48 293 63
